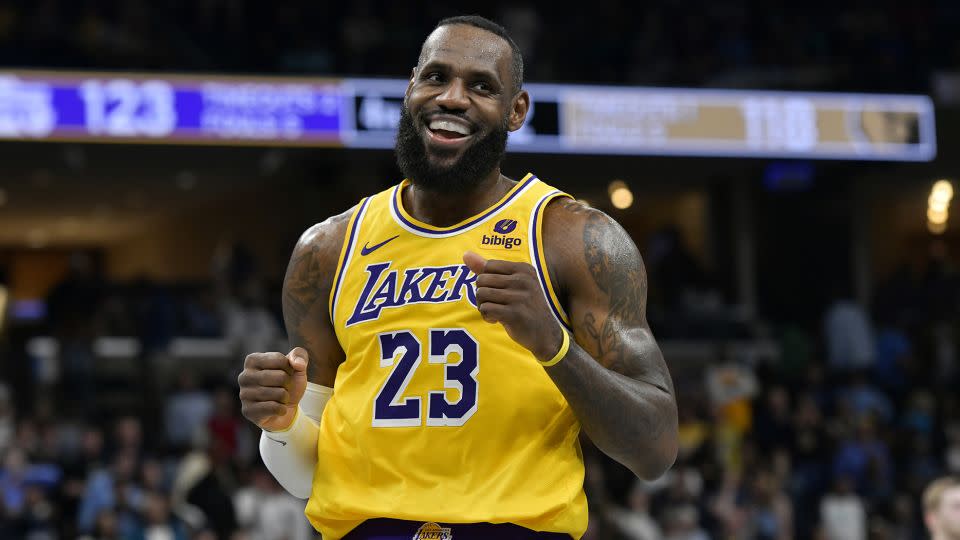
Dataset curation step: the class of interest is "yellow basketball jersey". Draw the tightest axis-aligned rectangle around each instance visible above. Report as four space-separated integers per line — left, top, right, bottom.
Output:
305 173 588 539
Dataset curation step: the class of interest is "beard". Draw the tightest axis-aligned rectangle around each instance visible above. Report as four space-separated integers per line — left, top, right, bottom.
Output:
395 103 509 195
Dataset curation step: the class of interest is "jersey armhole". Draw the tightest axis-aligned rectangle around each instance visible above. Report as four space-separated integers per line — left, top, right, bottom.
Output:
328 197 371 324
529 191 572 329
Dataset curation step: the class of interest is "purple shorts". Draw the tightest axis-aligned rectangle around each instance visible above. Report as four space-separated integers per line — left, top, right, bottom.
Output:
342 518 573 540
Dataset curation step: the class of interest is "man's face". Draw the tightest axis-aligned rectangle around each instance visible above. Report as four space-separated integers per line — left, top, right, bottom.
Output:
395 24 528 193
930 487 960 539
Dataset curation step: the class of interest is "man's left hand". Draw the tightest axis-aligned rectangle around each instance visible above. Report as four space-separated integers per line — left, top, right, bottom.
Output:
463 251 564 362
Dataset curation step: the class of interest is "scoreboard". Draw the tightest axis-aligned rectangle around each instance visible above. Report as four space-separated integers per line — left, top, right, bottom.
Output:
0 71 937 161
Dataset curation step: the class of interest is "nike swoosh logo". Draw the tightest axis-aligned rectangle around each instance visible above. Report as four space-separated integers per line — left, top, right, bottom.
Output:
361 235 399 256
266 436 287 446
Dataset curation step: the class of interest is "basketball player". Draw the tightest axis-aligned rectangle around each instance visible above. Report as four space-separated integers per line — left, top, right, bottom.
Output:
238 15 678 540
925 476 960 540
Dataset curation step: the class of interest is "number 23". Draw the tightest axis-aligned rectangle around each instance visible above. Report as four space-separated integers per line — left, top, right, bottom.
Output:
373 328 479 427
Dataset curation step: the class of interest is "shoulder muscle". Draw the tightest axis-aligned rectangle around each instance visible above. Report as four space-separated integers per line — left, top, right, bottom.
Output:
282 207 354 385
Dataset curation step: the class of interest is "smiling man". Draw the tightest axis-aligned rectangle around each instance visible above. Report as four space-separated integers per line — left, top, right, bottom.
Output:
238 15 678 540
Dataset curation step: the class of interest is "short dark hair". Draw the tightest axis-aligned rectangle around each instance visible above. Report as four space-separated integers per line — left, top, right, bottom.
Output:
420 15 524 95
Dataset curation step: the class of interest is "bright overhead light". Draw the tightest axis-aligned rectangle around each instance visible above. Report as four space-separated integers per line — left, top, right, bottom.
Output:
607 180 627 195
608 180 634 210
929 197 950 213
928 207 949 225
611 187 634 209
932 179 954 200
928 219 948 235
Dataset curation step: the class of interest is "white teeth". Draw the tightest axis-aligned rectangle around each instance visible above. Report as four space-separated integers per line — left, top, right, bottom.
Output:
428 119 471 135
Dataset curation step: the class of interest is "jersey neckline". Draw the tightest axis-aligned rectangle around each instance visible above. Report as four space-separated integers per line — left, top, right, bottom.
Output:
390 173 538 238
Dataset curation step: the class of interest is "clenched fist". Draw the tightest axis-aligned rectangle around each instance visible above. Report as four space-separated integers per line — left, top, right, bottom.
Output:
463 251 564 362
238 347 309 432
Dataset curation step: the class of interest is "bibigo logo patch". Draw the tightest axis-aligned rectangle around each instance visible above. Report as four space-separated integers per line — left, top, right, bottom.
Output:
493 218 517 234
413 522 452 540
481 218 523 250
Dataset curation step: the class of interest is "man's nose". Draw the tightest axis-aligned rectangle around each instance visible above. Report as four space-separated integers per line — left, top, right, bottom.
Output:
435 79 469 110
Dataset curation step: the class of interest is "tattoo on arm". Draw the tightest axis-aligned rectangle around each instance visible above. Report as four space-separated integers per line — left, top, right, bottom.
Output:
283 244 327 324
579 211 648 375
541 200 679 477
281 213 350 384
282 243 330 382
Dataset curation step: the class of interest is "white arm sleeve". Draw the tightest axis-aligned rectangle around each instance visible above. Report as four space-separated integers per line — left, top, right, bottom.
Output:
259 383 332 499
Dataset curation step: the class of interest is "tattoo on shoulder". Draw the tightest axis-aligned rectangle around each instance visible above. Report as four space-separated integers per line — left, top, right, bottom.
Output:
558 197 592 215
583 212 646 324
579 211 648 371
283 213 351 320
283 242 330 326
282 212 351 380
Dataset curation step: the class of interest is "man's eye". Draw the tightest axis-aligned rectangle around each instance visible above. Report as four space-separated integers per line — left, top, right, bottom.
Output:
425 73 442 82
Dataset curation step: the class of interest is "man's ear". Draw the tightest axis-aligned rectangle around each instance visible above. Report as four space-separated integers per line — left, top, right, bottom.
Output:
507 90 530 132
405 66 417 99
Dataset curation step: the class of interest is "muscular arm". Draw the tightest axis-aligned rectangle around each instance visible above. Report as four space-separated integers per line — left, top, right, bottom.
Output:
281 210 351 386
240 208 352 498
542 198 678 480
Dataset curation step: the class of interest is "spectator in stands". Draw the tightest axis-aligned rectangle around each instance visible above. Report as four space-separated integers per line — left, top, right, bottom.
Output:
17 482 58 539
662 505 709 540
76 450 143 534
181 288 224 338
905 433 943 496
753 385 793 454
832 417 892 496
170 427 237 539
206 386 251 465
78 508 121 540
823 285 875 373
840 371 893 424
222 277 283 355
139 457 168 494
112 415 144 461
924 476 960 540
0 384 13 454
0 446 61 536
890 493 922 540
58 425 106 539
902 390 936 438
132 491 189 540
164 372 214 452
234 463 311 540
872 314 913 398
132 278 179 353
820 476 867 540
602 479 663 540
738 467 794 540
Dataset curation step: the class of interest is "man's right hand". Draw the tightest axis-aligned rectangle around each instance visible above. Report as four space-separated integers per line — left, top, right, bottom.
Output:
238 347 309 432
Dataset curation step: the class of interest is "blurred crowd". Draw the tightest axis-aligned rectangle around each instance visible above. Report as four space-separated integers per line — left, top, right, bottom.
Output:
1 0 959 92
0 235 956 539
0 245 308 539
579 241 960 540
